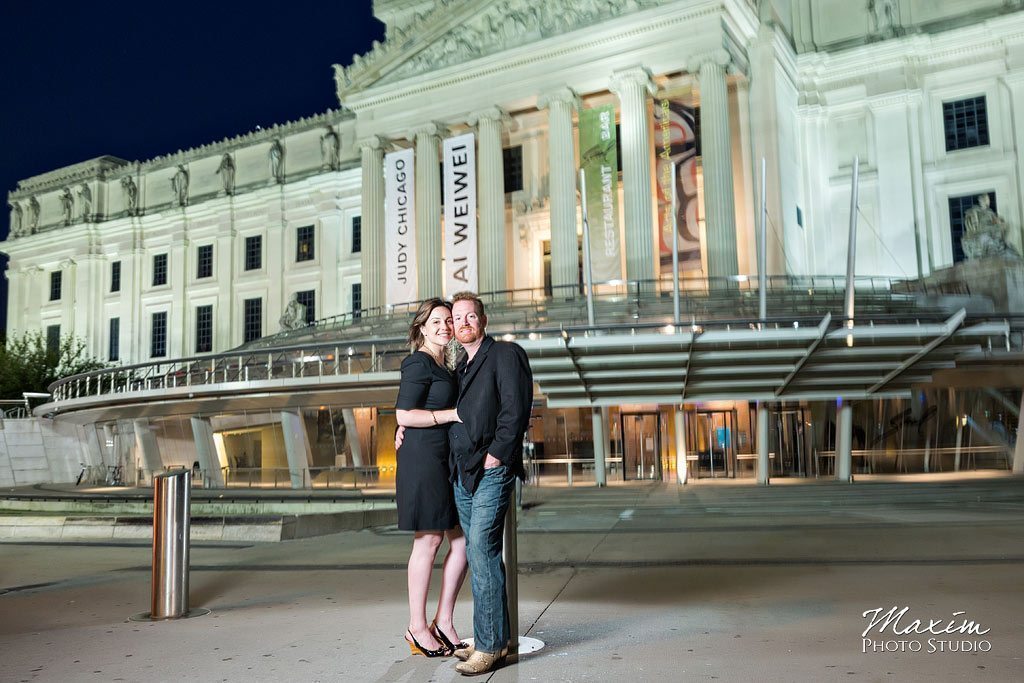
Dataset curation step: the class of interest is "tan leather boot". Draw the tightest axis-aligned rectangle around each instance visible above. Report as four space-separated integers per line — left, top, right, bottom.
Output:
452 643 474 661
454 647 507 676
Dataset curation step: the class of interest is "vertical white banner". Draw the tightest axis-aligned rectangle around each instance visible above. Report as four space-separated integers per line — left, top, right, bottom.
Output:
385 147 417 305
442 132 478 295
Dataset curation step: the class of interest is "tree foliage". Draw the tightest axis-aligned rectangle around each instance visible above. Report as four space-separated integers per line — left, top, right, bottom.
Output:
0 332 109 400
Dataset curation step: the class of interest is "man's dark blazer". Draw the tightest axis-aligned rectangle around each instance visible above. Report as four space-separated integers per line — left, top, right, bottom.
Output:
449 335 533 495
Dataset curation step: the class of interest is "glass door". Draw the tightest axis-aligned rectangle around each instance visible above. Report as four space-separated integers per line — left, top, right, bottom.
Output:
689 410 737 478
621 412 662 481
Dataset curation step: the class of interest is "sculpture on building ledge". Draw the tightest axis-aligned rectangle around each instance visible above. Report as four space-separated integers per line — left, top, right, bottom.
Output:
28 196 40 232
78 183 92 221
867 0 900 39
279 293 308 331
9 201 23 237
962 194 1022 261
121 176 139 216
60 187 74 226
216 153 235 195
320 127 340 171
171 164 190 207
269 139 285 184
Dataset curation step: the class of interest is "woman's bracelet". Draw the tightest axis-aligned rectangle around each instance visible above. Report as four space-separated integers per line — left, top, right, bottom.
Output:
431 411 438 425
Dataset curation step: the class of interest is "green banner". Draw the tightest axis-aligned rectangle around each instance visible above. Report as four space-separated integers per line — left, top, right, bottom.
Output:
579 104 621 282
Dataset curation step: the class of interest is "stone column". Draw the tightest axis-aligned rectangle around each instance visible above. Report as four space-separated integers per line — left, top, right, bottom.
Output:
691 50 739 281
359 136 385 312
133 418 164 476
757 403 770 485
190 416 224 487
413 124 443 299
470 108 509 296
591 407 607 487
611 67 656 285
280 410 313 489
1013 392 1024 474
836 401 853 483
539 88 580 298
5 269 22 337
342 408 364 467
674 407 687 484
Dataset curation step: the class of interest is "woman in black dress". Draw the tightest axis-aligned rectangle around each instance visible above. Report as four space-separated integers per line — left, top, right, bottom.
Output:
395 298 468 657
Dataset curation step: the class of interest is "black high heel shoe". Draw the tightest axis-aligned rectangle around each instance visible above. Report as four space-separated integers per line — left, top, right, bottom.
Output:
405 629 448 658
430 621 469 657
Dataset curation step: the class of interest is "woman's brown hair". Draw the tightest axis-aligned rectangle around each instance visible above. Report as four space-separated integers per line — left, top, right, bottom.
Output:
407 298 452 351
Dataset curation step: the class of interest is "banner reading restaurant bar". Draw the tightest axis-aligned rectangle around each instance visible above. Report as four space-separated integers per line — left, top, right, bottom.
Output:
578 104 622 281
653 91 702 273
384 147 417 305
442 132 478 295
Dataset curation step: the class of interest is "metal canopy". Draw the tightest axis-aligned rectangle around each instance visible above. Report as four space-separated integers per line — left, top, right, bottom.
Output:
516 310 1010 407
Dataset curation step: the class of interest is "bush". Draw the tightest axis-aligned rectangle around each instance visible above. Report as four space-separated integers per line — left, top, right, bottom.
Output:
0 332 109 400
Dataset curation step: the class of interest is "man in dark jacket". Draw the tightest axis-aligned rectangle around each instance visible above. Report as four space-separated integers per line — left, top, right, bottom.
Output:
448 291 532 675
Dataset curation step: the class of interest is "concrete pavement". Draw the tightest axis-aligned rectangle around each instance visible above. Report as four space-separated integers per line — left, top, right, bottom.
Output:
1 475 1022 681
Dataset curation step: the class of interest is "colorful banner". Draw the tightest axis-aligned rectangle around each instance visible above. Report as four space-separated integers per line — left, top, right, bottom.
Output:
578 104 622 282
653 94 702 273
384 147 417 305
442 132 478 295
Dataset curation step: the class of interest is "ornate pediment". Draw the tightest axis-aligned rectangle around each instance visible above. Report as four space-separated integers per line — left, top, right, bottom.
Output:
335 0 665 101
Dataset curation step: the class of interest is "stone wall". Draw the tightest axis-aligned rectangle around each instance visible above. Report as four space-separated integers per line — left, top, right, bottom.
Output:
0 418 94 487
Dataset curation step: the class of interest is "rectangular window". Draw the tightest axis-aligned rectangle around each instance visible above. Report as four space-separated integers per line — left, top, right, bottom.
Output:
46 324 60 355
503 146 524 193
351 216 362 254
153 253 168 286
150 312 167 358
196 244 213 279
195 305 213 353
243 297 262 343
111 261 121 292
948 192 996 263
49 271 62 301
944 96 989 152
296 225 315 262
245 235 262 271
351 283 362 320
109 317 120 362
296 290 316 325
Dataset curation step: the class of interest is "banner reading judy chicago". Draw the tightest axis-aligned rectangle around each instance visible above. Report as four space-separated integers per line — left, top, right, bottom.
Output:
653 95 702 273
578 104 622 282
442 132 478 295
384 147 417 305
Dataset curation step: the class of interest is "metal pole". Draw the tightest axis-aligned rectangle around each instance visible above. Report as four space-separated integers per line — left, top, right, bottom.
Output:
579 169 595 327
844 156 860 328
503 487 519 654
671 163 681 325
133 468 208 621
757 402 770 485
758 157 767 323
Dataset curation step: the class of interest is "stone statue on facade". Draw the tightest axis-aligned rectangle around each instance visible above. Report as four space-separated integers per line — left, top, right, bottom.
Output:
279 293 308 330
9 201 23 237
868 0 899 39
320 127 340 171
216 153 235 195
78 183 92 221
60 187 74 226
27 196 40 232
962 194 1022 260
269 140 285 184
171 164 189 207
121 176 139 216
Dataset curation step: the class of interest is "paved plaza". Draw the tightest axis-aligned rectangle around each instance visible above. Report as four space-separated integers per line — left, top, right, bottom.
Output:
1 474 1022 682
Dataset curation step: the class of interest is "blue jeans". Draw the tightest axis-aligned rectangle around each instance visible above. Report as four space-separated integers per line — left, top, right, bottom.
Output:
454 465 515 654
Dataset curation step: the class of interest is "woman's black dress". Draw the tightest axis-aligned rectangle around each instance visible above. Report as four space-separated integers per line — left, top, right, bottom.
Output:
395 351 459 531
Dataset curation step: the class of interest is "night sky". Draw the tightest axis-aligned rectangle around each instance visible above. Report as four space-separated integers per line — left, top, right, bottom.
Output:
0 1 385 331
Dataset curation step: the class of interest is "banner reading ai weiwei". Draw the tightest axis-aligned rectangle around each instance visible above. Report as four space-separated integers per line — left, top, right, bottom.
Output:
579 104 622 281
384 147 417 305
442 133 478 295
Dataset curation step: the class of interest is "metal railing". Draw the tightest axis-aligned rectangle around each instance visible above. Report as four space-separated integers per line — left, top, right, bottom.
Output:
816 445 1012 474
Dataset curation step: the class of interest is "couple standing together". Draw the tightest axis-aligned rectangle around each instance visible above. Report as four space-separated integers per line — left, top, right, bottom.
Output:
394 291 533 676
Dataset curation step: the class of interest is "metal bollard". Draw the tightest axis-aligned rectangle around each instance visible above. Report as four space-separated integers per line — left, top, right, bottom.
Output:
132 468 208 621
502 478 544 656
